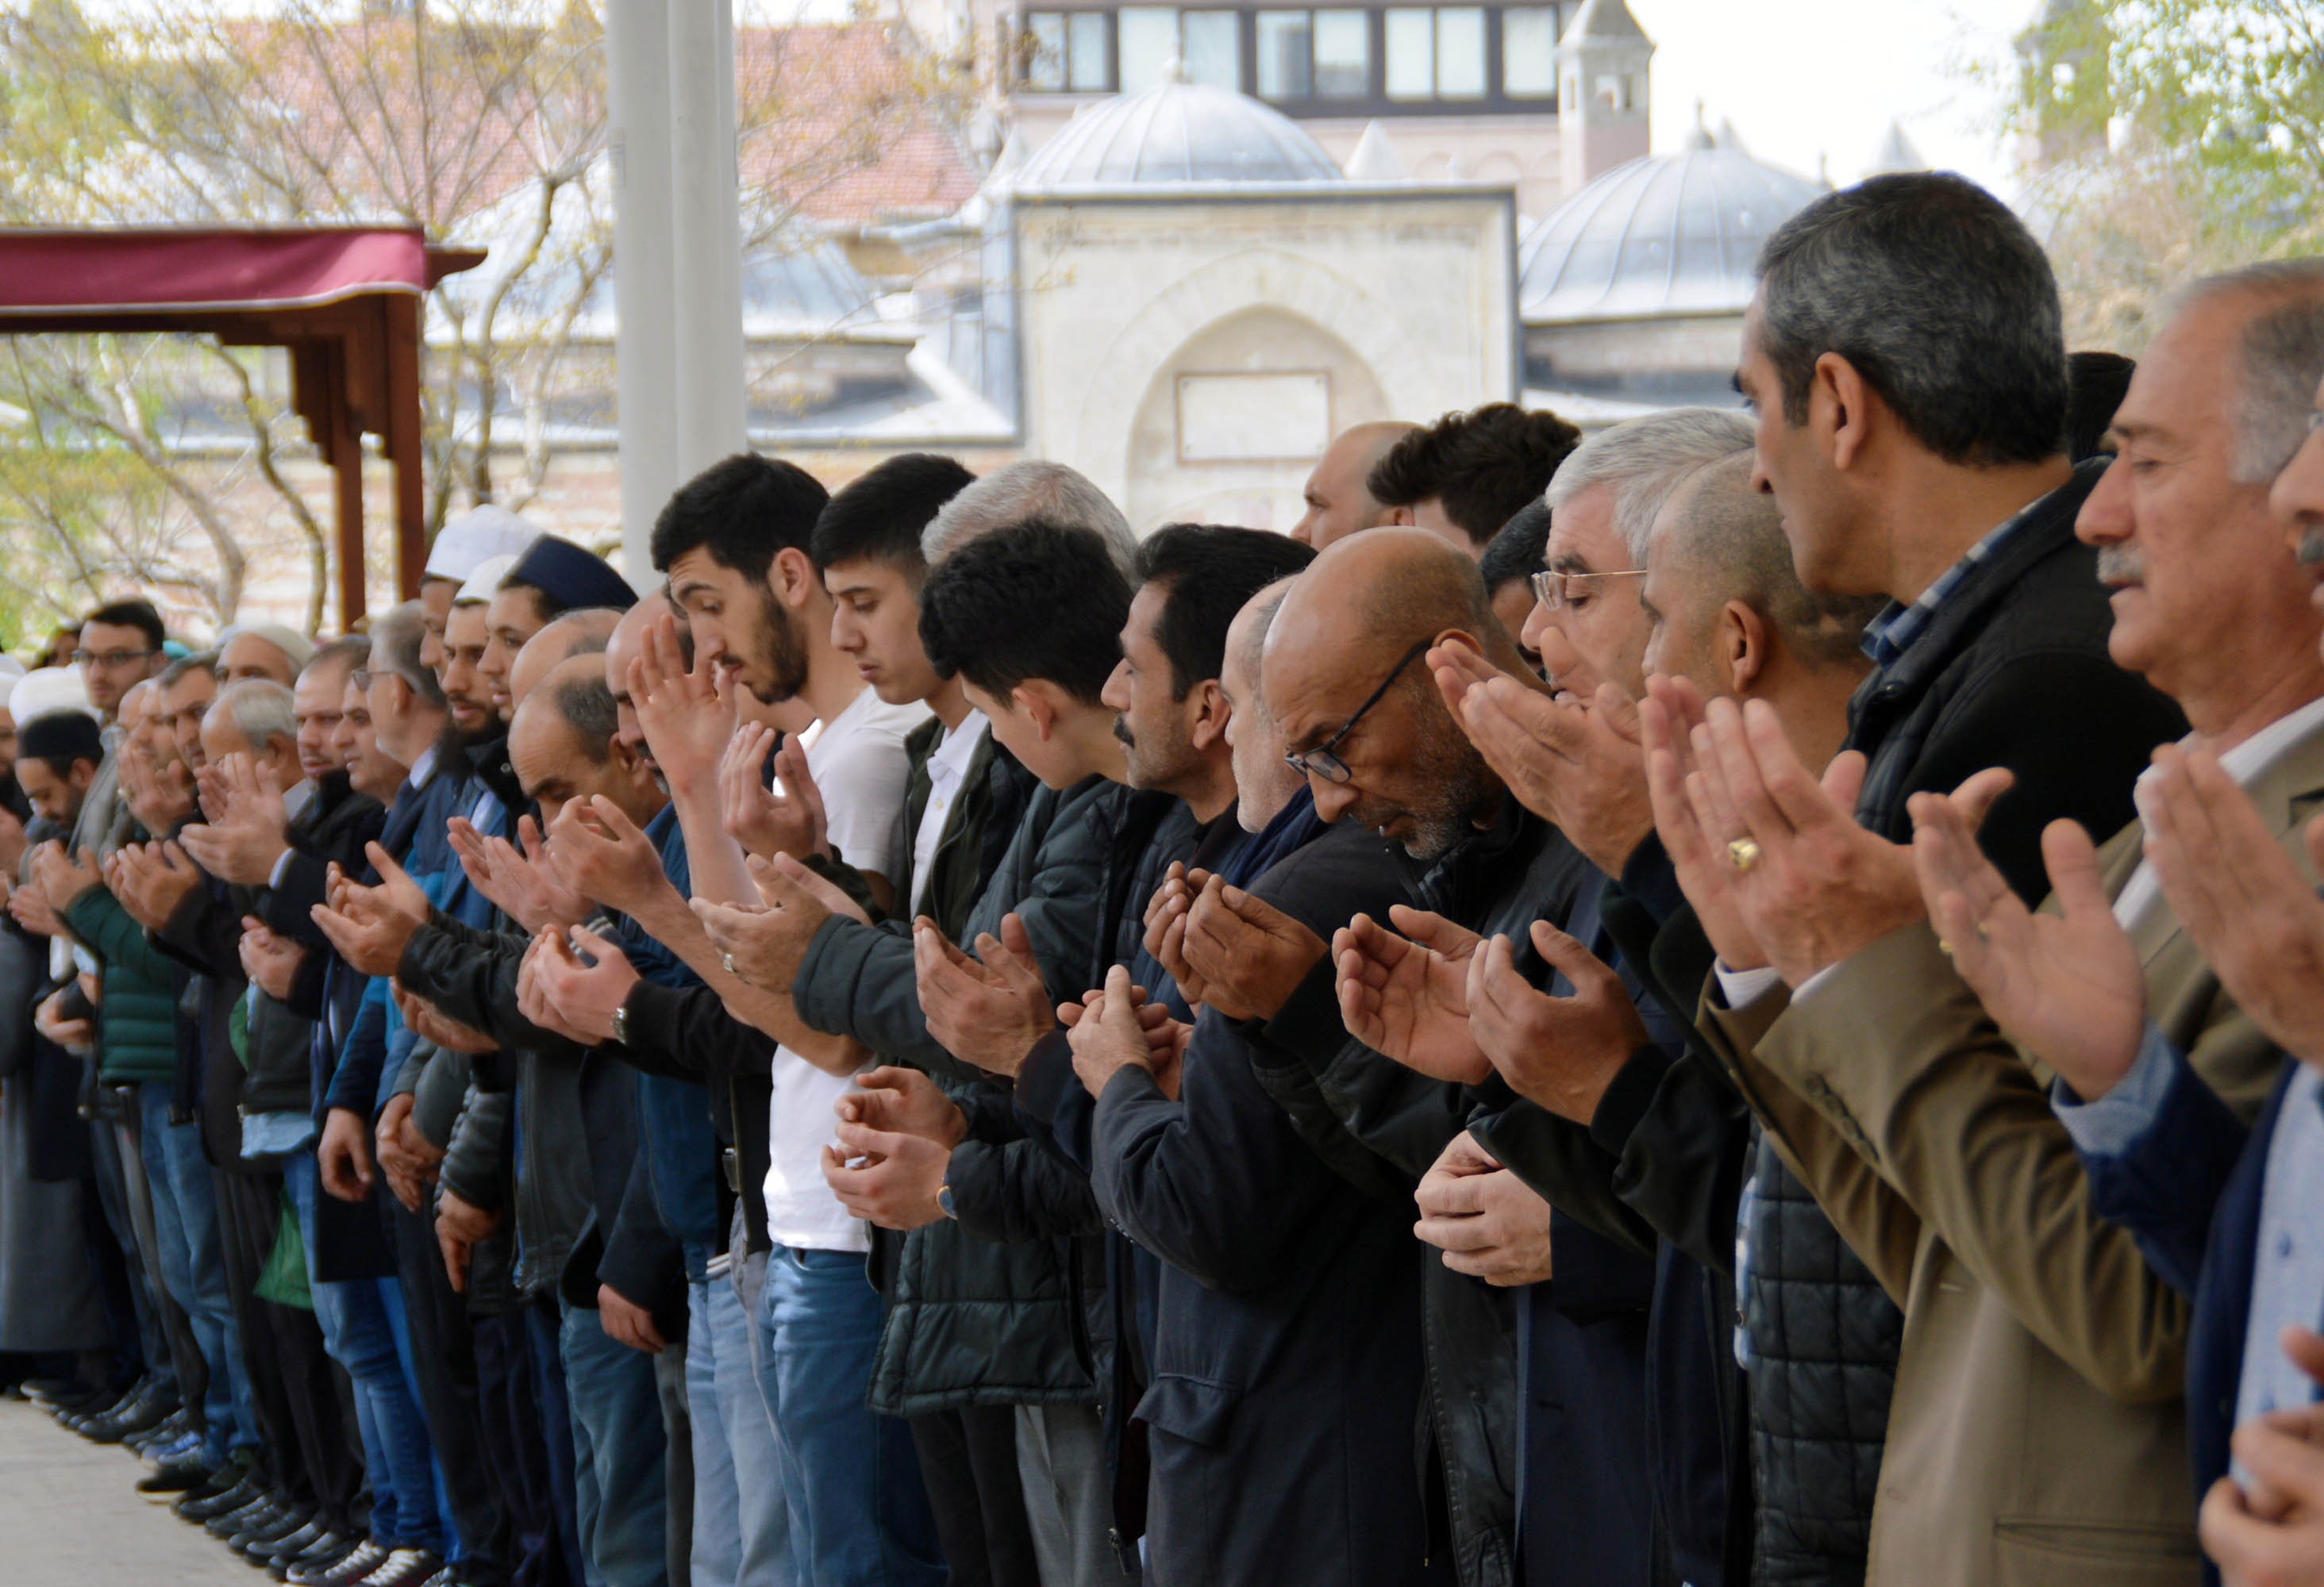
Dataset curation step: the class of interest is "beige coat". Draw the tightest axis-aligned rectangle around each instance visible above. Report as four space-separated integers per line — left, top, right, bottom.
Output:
1698 728 2324 1587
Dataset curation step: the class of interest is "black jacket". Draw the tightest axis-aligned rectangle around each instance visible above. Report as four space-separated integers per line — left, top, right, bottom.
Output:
1248 801 1658 1587
1090 817 1450 1587
793 769 1129 1417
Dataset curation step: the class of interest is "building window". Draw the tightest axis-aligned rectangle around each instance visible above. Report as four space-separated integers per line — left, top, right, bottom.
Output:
1501 6 1560 98
1118 8 1243 92
1022 10 1112 90
1384 7 1487 102
1256 10 1372 100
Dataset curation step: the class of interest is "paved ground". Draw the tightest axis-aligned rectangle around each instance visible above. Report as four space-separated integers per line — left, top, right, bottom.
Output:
0 1395 256 1585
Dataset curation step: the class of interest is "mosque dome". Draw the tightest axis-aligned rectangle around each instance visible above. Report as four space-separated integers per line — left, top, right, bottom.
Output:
1518 141 1826 324
1008 70 1345 190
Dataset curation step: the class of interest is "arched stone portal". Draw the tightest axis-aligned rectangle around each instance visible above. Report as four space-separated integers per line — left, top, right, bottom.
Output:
1121 305 1391 532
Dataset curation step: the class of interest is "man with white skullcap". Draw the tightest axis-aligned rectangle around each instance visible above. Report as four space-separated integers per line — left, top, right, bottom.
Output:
418 505 539 676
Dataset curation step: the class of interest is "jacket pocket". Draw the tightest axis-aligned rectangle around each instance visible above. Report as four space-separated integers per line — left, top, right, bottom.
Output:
1992 1517 2202 1586
1135 1373 1237 1449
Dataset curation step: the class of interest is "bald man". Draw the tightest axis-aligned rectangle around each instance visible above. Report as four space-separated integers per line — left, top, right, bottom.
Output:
1214 527 1665 1585
1288 420 1416 548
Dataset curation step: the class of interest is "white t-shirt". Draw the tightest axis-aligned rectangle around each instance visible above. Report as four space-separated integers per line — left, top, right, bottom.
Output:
762 686 929 1253
910 713 989 918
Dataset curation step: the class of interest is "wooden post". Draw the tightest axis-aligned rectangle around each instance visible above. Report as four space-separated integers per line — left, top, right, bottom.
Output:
325 348 367 632
383 292 427 601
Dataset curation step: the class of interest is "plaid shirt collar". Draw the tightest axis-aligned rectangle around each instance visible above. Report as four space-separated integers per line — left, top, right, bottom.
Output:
1861 494 2049 667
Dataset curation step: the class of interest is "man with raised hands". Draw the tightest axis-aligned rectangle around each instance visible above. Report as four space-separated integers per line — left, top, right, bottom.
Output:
1647 260 2324 1584
688 514 1142 1587
306 600 502 1587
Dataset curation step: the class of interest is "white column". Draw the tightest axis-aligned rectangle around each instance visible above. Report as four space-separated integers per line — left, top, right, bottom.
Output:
665 0 748 475
607 0 679 578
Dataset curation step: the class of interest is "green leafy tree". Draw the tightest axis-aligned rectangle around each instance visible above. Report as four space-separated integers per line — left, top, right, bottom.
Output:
2014 0 2324 351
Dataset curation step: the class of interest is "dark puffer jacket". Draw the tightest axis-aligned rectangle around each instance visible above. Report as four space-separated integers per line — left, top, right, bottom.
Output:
63 882 180 1088
794 770 1129 1416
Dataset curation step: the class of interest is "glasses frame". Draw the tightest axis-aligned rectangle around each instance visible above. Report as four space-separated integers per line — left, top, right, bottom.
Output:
1284 639 1432 786
1527 567 1648 612
72 647 160 669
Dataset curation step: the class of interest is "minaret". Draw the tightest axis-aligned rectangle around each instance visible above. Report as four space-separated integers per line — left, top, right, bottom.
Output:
1558 0 1655 195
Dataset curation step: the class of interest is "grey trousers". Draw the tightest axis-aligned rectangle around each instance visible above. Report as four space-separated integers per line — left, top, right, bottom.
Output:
1014 1403 1139 1585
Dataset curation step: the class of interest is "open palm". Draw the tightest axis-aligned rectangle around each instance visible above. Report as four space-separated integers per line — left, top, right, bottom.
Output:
1910 793 2145 1099
1336 905 1491 1084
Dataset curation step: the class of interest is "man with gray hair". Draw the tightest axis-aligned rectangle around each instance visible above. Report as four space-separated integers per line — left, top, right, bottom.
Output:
1640 244 2322 1581
920 459 1139 574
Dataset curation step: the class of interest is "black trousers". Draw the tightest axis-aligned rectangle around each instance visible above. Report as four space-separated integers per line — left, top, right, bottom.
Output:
391 1194 514 1581
214 1165 364 1529
910 1403 1043 1587
472 1297 584 1587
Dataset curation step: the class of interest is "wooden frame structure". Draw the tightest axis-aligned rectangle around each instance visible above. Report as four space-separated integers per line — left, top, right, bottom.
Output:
0 227 485 628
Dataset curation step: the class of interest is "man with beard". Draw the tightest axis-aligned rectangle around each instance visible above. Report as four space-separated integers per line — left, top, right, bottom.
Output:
641 452 939 1585
418 506 541 677
310 601 502 1587
330 605 633 1587
1168 528 1661 1586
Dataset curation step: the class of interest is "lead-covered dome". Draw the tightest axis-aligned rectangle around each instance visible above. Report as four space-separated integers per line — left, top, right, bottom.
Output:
1008 75 1345 190
1519 144 1825 323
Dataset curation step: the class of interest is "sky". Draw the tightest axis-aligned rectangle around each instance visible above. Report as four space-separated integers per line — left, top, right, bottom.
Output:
1629 0 2043 195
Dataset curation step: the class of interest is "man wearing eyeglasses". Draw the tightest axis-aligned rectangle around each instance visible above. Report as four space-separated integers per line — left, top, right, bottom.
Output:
74 598 169 723
67 598 171 866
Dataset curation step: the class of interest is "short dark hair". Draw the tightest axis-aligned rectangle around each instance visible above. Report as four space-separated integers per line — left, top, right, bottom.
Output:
1134 525 1315 697
919 520 1132 706
1479 500 1554 594
1755 172 2067 467
82 598 164 651
649 453 829 582
1366 403 1583 548
811 454 976 586
2064 351 2135 463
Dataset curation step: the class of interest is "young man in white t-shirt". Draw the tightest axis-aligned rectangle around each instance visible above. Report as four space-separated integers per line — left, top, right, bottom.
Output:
652 454 943 1585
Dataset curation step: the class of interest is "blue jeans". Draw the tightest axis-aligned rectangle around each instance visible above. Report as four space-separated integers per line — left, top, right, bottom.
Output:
559 1300 671 1587
137 1082 257 1466
283 1154 443 1551
686 1260 792 1587
753 1244 944 1587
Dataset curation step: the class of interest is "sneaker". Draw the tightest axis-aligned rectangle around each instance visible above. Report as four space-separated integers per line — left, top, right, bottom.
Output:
290 1540 387 1587
353 1548 441 1587
137 1454 215 1498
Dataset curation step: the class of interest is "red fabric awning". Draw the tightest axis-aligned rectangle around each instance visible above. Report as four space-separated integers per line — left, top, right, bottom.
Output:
0 226 435 316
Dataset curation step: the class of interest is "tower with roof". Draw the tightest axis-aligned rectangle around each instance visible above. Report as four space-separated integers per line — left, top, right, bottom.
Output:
1559 0 1656 196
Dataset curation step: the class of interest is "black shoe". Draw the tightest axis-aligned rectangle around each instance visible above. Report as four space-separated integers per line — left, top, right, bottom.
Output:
177 1473 260 1523
209 1494 284 1538
137 1454 216 1497
125 1407 192 1453
58 1384 133 1432
83 1389 171 1443
265 1524 344 1570
272 1534 356 1583
289 1541 386 1587
235 1508 314 1562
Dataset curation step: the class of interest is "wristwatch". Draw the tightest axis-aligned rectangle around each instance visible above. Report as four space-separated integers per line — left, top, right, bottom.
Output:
937 1182 959 1220
609 1001 632 1047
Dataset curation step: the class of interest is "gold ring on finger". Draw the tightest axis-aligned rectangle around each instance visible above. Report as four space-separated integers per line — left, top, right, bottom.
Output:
1726 837 1763 873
